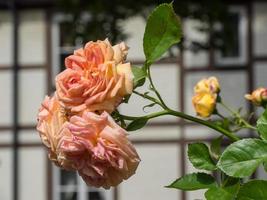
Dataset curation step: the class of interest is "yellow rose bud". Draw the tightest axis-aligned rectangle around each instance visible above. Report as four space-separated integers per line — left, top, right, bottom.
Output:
194 76 220 94
245 87 267 106
192 92 216 118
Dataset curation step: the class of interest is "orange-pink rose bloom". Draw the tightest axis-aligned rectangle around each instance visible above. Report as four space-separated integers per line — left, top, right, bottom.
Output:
37 95 67 166
57 111 140 188
56 39 133 113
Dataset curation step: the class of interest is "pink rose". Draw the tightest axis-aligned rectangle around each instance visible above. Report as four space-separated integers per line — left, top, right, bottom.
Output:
37 95 67 165
56 62 133 113
56 111 140 189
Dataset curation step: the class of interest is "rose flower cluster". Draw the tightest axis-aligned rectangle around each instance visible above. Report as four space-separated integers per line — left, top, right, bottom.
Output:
37 39 140 189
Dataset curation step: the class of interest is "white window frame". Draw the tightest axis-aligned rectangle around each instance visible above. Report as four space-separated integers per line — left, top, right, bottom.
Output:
52 165 113 200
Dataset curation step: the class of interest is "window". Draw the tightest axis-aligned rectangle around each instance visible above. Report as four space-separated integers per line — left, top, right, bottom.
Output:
53 167 113 200
214 6 248 66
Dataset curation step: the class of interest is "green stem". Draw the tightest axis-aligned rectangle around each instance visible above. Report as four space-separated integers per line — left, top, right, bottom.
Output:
146 63 168 109
220 102 256 131
120 109 240 142
133 90 164 108
167 109 239 142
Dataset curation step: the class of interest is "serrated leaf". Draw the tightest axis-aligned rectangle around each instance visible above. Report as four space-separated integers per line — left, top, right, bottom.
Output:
126 118 148 131
143 3 182 63
132 66 146 88
256 109 267 140
237 180 267 200
188 143 216 171
166 173 216 190
205 178 240 200
210 136 223 160
217 139 267 178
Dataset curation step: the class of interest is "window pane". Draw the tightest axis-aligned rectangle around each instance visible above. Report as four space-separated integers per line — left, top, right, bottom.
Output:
0 11 12 66
0 131 12 144
183 18 209 68
18 130 41 144
122 16 145 60
60 170 77 186
0 71 12 125
128 126 181 141
88 191 104 200
19 10 46 66
119 144 180 200
119 64 180 123
19 69 46 125
60 192 77 200
253 2 267 56
19 148 46 200
0 148 12 200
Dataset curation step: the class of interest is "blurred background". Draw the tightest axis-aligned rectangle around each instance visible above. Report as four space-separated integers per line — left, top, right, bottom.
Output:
0 0 267 200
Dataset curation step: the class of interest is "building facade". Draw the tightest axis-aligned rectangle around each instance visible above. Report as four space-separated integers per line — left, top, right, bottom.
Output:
0 0 267 200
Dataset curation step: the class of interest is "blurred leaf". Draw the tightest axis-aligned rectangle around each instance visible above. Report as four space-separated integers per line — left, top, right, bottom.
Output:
210 136 223 160
257 109 267 140
217 139 267 178
143 3 182 63
132 66 147 88
166 173 216 190
237 180 267 200
205 178 240 200
126 118 148 131
188 143 216 171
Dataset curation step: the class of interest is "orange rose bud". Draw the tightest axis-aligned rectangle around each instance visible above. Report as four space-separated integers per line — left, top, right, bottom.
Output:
194 76 220 94
192 92 216 118
245 87 267 107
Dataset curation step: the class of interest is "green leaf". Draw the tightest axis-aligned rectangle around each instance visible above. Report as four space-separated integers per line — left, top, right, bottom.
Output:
126 118 148 131
237 180 267 200
217 139 267 178
132 66 147 88
143 3 182 63
210 136 223 160
205 178 240 200
256 109 267 140
166 173 216 191
188 143 216 171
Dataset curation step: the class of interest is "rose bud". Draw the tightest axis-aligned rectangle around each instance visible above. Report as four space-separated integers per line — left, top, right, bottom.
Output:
194 76 220 94
192 92 216 118
245 87 267 107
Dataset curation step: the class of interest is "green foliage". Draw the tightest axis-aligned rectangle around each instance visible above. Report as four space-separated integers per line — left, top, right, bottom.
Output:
188 143 216 171
132 66 147 88
237 180 267 199
256 109 267 140
126 118 148 131
217 139 267 178
210 136 223 160
166 173 216 191
205 178 240 200
143 3 182 64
